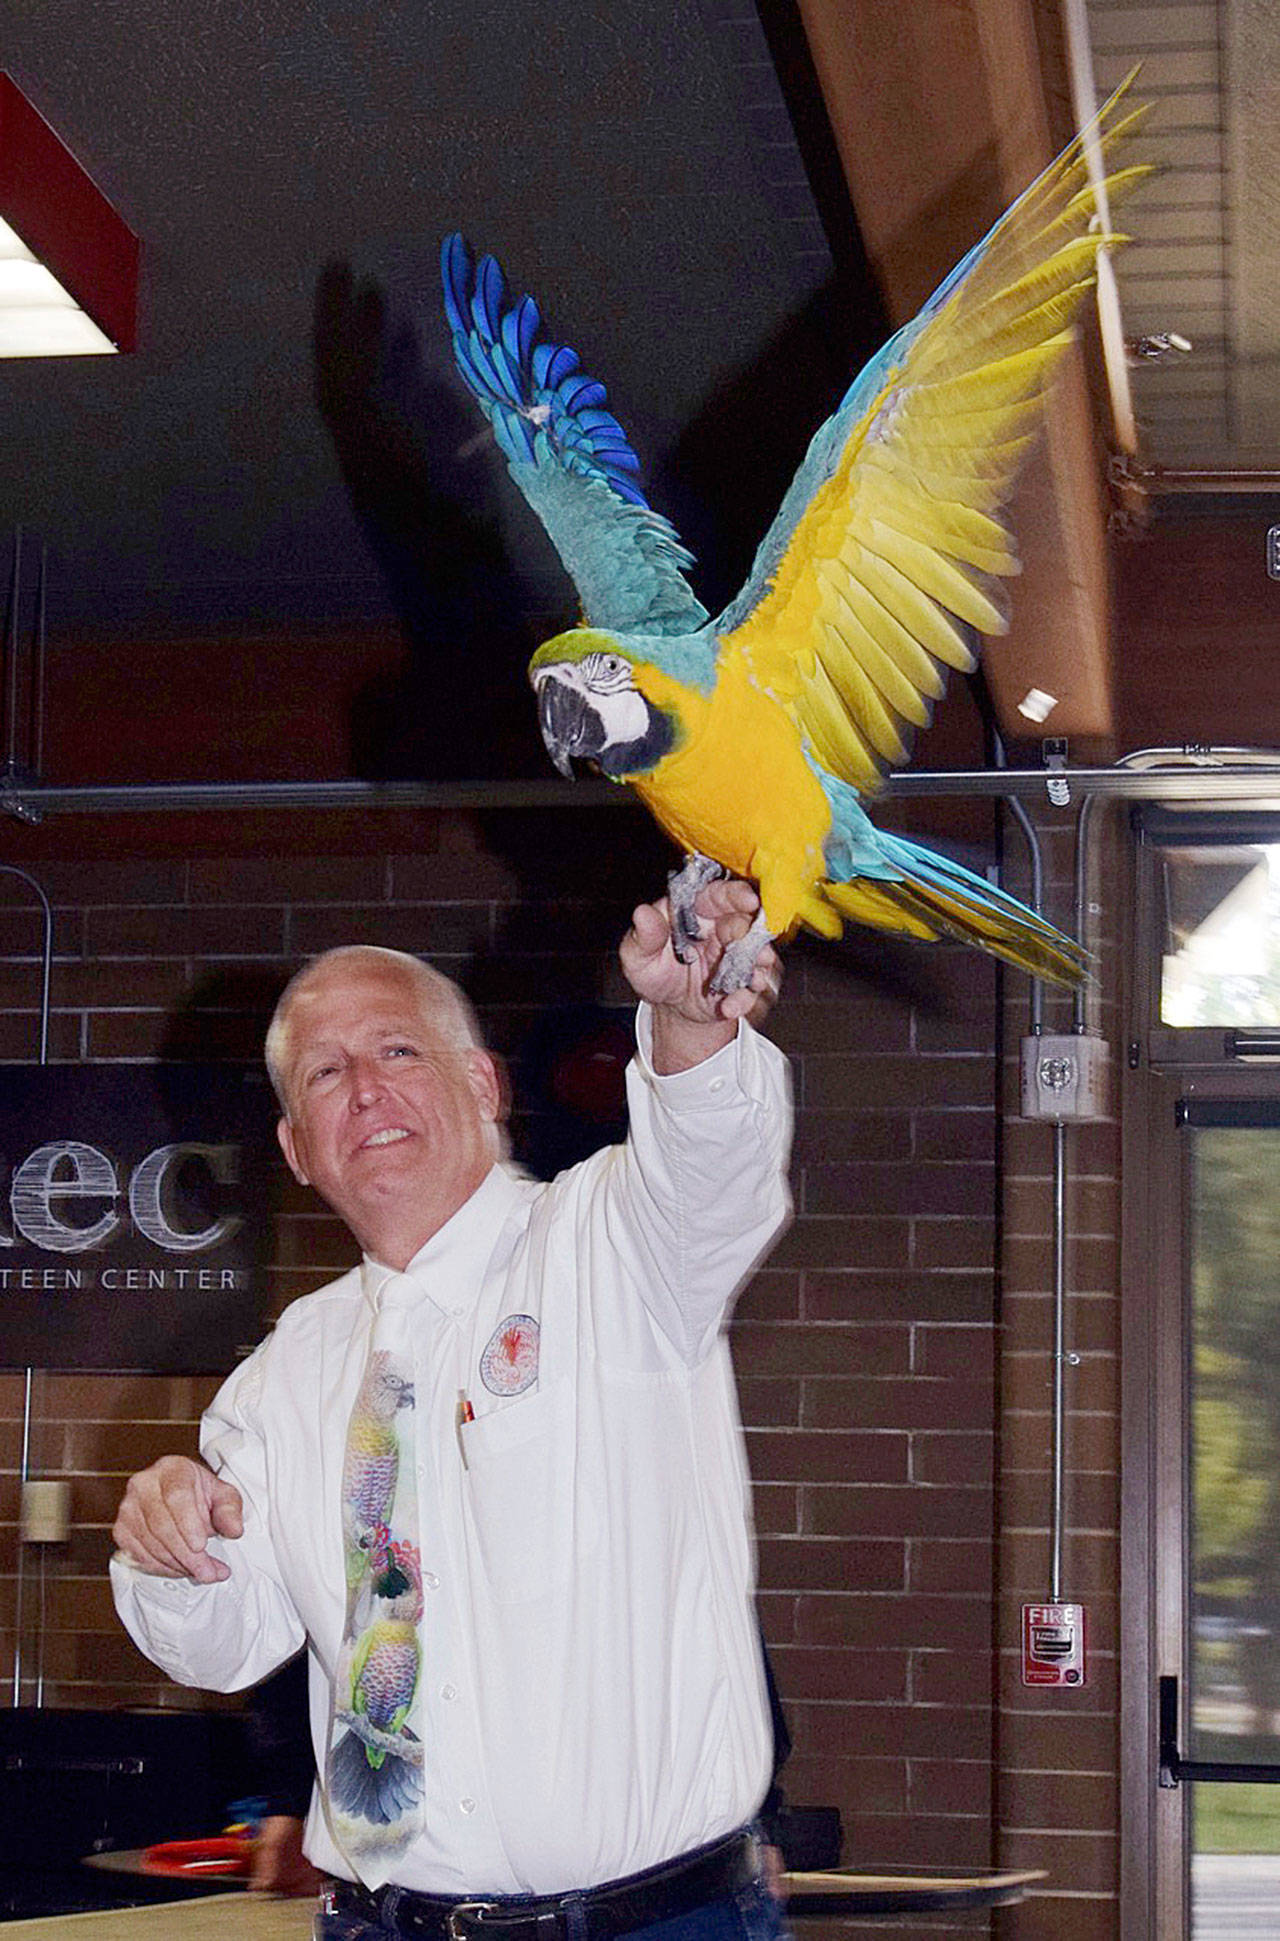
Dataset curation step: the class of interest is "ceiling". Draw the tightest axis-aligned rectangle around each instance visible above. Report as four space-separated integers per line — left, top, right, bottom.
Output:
0 0 1267 787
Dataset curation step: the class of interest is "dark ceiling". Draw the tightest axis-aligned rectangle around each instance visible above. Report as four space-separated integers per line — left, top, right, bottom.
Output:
0 0 886 659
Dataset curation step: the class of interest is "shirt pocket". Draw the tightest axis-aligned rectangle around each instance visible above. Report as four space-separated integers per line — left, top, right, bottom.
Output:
461 1379 598 1604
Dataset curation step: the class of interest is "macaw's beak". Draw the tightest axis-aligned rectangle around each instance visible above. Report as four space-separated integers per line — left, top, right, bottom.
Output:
537 675 604 778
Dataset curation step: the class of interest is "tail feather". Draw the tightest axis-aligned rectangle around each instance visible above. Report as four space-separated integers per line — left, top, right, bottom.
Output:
328 1726 423 1830
822 834 1089 987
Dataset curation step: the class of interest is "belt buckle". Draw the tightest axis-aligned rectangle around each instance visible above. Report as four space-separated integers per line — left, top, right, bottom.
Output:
447 1901 499 1941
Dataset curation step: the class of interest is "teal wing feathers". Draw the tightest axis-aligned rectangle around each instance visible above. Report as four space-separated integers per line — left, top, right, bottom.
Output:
441 234 708 638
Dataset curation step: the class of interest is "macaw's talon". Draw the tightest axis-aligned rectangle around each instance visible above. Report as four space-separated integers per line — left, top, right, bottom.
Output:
667 853 729 962
709 911 773 996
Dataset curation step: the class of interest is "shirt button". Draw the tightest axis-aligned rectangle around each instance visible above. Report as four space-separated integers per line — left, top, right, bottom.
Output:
441 1683 458 1701
423 1572 440 1591
708 1076 726 1094
460 1797 477 1815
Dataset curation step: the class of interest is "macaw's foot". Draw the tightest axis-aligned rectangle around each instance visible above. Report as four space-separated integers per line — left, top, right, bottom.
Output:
667 853 729 964
710 909 773 996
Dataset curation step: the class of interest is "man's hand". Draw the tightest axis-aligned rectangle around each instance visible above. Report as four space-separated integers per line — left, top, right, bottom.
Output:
249 1815 326 1897
621 880 782 1074
112 1455 244 1584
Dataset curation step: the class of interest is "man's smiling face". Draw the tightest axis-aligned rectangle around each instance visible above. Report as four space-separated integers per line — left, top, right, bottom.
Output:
275 956 502 1267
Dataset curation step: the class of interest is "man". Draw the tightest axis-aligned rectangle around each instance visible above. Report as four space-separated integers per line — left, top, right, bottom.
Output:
112 882 790 1941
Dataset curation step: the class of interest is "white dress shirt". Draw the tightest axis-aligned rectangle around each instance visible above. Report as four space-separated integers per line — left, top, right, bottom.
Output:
112 1010 792 1895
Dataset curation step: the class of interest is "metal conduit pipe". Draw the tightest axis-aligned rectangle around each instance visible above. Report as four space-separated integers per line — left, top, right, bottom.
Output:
0 866 52 1710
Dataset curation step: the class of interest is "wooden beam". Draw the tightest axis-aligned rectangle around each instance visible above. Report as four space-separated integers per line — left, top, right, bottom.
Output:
793 0 1116 754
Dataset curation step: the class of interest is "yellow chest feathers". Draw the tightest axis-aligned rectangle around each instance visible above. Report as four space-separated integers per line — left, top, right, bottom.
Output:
628 655 832 884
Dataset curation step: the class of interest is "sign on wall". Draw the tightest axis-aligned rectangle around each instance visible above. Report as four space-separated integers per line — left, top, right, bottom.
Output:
0 1065 274 1371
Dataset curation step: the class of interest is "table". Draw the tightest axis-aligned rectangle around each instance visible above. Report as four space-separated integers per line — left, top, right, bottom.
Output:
1 1892 313 1938
783 1868 1045 1916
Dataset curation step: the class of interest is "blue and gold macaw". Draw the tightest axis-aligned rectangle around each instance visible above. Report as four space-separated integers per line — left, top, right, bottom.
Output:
442 88 1145 990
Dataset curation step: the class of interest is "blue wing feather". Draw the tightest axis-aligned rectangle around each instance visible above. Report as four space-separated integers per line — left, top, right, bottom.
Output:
441 233 708 637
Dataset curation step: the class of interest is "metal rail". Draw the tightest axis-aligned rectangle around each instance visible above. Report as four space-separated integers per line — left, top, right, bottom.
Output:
9 760 1280 819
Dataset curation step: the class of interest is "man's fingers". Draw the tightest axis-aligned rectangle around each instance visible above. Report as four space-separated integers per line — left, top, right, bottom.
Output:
627 899 673 956
113 1457 236 1582
209 1480 245 1540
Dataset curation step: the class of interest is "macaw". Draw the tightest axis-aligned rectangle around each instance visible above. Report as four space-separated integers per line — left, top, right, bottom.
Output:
441 87 1145 991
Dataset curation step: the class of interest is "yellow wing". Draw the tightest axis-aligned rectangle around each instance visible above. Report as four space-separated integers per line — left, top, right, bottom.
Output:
717 83 1148 795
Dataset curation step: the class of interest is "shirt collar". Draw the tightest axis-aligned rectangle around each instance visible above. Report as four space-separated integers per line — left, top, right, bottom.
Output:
360 1163 531 1315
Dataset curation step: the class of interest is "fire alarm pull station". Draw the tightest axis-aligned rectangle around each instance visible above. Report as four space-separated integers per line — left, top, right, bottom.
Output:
1022 1603 1087 1687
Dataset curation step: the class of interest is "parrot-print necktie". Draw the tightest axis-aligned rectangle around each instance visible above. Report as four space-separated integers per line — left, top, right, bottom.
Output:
326 1278 425 1879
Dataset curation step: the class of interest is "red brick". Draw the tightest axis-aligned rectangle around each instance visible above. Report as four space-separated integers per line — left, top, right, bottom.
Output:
1002 1292 1117 1356
913 1434 992 1488
791 1699 991 1762
59 1419 201 1475
1002 1118 1118 1177
912 1109 996 1163
1003 1353 1116 1417
758 1536 905 1593
1000 1471 1117 1532
770 1644 910 1704
1003 1235 1118 1295
999 1711 1115 1772
804 1593 993 1653
834 1805 992 1870
999 1893 1117 1941
733 1322 909 1378
806 1055 994 1112
734 1379 800 1428
907 1757 993 1817
771 1218 911 1272
911 1220 996 1271
999 1531 1117 1598
771 999 912 1057
746 1428 907 1485
802 1378 992 1433
390 849 521 902
0 1015 81 1059
997 1829 1116 1896
909 1538 993 1593
998 1769 1117 1828
804 1271 995 1324
190 854 387 903
805 1161 995 1219
808 1486 992 1541
86 904 288 958
752 1485 800 1535
48 960 193 1009
792 1114 913 1164
288 901 493 958
913 1325 994 1380
912 1649 994 1707
732 1271 800 1322
35 859 189 904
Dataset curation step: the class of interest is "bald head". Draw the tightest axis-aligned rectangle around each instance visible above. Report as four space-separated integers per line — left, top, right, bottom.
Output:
265 946 486 1118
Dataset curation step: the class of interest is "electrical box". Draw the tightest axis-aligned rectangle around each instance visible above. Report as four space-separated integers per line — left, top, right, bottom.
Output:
1019 1033 1110 1121
1022 1602 1087 1687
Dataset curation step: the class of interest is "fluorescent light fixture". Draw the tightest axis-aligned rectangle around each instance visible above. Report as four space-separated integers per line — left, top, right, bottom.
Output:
0 214 115 355
0 74 138 356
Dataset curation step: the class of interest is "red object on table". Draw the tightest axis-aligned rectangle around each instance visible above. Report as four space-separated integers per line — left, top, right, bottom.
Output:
141 1835 252 1878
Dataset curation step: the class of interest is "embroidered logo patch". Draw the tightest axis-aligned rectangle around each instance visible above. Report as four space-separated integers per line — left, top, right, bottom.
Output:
479 1313 540 1396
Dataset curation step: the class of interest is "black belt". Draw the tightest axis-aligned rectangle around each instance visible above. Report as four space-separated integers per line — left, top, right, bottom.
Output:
331 1828 761 1941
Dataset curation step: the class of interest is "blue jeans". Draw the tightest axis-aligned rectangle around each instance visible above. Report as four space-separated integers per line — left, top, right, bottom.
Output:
312 1870 789 1941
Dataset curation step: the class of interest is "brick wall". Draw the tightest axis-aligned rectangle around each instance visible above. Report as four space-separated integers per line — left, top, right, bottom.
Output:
0 805 1003 1931
994 806 1124 1940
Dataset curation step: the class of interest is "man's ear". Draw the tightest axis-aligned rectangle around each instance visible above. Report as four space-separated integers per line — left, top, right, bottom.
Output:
466 1049 507 1127
277 1115 309 1185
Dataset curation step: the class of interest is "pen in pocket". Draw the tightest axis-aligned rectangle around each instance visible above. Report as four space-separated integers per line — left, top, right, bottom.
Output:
456 1389 475 1468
